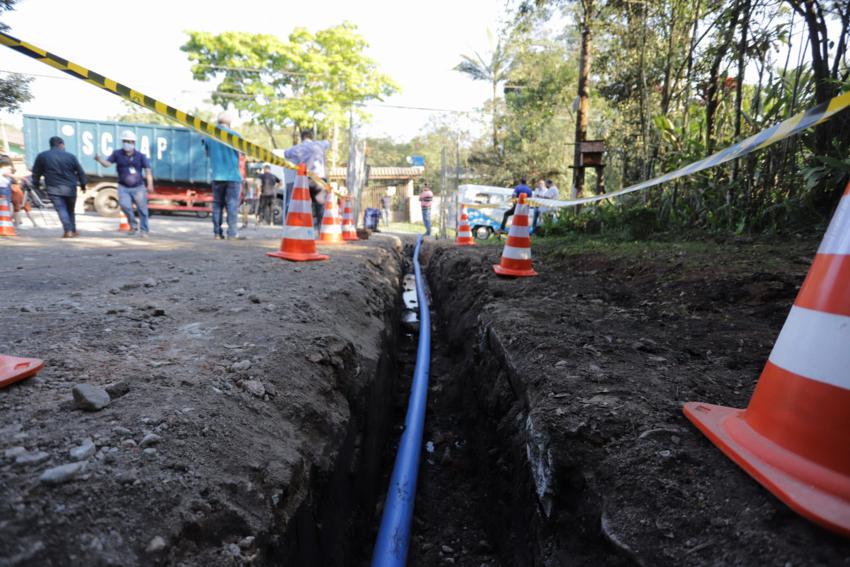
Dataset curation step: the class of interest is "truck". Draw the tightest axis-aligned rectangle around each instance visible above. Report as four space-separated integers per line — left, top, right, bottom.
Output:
23 114 216 217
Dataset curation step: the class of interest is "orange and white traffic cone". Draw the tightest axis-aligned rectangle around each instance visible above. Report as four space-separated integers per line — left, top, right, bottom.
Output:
342 197 359 241
319 190 345 245
684 181 850 537
267 164 329 262
118 211 131 232
455 206 475 246
0 354 44 389
0 192 17 237
493 194 537 277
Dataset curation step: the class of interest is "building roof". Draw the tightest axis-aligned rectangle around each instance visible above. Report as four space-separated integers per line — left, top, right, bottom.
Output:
327 166 425 181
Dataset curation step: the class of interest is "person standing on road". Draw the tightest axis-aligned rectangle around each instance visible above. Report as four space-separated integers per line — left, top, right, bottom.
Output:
419 184 434 236
203 112 244 240
284 130 330 235
498 177 532 234
30 137 87 238
95 131 153 237
381 194 392 227
0 154 13 210
257 164 280 225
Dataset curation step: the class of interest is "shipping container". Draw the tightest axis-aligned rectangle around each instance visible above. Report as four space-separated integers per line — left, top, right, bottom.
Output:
23 114 218 217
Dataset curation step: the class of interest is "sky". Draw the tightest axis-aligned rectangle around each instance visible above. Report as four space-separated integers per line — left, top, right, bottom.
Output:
0 0 509 140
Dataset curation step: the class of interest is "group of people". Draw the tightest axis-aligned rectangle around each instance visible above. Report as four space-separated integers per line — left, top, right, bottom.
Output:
5 111 336 241
499 177 559 234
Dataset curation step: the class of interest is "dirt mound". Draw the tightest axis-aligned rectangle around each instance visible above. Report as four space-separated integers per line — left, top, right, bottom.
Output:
0 231 403 566
424 236 850 566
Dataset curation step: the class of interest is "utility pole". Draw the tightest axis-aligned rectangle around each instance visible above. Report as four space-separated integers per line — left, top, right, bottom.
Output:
572 0 593 200
440 146 447 239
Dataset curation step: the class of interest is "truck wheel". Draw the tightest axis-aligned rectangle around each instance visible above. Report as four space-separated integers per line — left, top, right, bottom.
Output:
273 198 284 225
195 211 210 219
473 225 493 240
93 187 120 217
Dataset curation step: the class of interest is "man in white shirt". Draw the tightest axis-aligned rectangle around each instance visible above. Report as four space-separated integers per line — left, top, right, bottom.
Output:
284 130 331 234
531 179 546 233
533 179 559 233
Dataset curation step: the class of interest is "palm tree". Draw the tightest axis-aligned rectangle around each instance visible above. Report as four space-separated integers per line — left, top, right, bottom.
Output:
455 36 511 152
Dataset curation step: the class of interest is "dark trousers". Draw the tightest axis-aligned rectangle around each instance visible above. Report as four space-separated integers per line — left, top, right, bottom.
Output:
500 203 517 231
49 193 77 233
258 195 275 224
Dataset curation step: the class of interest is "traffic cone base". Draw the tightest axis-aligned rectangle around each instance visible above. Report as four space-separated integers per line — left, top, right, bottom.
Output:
118 211 131 232
0 355 44 389
493 196 537 277
684 181 850 537
268 166 329 262
0 193 16 237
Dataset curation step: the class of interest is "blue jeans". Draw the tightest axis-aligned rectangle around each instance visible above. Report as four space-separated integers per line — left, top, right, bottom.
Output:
531 208 540 234
118 184 149 233
212 181 241 237
49 194 77 233
422 207 432 235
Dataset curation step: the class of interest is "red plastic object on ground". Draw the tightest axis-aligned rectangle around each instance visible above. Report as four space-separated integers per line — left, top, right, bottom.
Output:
684 181 850 538
493 194 538 277
0 355 44 389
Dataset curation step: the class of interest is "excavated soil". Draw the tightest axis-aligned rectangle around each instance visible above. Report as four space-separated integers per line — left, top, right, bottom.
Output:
0 218 403 566
424 235 850 566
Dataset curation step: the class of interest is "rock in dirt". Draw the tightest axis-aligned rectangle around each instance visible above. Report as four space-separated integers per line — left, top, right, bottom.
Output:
105 381 130 399
248 294 261 304
146 536 167 554
226 543 242 557
230 360 252 372
241 380 265 398
140 433 161 448
72 384 111 411
142 278 158 288
70 439 96 461
15 451 50 466
113 426 132 436
5 446 27 459
39 461 86 485
238 536 255 550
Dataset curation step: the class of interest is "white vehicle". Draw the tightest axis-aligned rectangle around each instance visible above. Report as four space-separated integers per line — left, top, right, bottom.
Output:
456 184 515 240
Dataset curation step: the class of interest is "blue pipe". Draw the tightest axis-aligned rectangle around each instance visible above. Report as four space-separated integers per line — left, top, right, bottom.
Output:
371 234 432 567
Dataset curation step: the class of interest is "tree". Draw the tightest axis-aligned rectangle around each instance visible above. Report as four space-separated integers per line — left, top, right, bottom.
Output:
0 73 32 113
181 23 399 147
454 31 511 152
0 0 19 32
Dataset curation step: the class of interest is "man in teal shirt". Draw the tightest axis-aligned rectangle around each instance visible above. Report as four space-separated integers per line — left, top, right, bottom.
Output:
204 112 243 239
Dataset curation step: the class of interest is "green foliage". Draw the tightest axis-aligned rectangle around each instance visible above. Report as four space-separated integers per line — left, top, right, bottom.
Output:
0 72 33 113
181 23 399 138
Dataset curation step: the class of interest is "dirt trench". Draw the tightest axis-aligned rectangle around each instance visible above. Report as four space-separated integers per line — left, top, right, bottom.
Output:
417 238 850 567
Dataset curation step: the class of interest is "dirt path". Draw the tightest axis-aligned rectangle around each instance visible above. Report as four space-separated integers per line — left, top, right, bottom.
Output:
425 235 850 566
1 215 403 566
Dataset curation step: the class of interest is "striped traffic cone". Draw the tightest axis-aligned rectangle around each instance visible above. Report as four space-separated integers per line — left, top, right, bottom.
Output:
342 197 359 241
266 164 329 262
0 192 17 236
493 194 537 277
118 211 131 232
455 206 474 246
319 190 345 245
684 181 850 537
0 354 44 389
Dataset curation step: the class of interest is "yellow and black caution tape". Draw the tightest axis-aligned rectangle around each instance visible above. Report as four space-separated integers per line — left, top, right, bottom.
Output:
0 31 330 190
461 90 850 211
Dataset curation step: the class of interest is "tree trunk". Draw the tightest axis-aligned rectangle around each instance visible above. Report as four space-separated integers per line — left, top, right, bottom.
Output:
730 0 751 220
492 80 499 154
705 4 740 155
680 0 702 140
572 0 593 199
